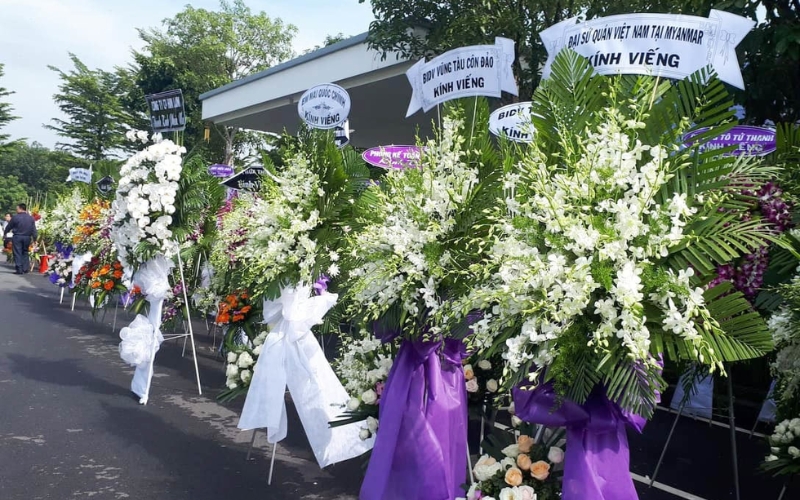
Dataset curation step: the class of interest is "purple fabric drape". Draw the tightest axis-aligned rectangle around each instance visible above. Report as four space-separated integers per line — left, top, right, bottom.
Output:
513 384 646 500
360 338 468 500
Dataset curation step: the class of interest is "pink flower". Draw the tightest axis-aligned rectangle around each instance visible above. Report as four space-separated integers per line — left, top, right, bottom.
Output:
375 382 385 401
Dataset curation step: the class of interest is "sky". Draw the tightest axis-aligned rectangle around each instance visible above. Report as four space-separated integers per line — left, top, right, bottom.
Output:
0 0 375 148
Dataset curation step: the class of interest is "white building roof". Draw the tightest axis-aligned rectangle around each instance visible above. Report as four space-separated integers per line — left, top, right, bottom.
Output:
200 32 435 148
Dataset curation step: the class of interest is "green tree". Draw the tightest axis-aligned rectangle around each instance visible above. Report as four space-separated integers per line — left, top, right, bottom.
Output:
302 32 349 55
0 174 28 215
0 142 71 197
0 63 19 152
130 0 297 164
46 54 132 161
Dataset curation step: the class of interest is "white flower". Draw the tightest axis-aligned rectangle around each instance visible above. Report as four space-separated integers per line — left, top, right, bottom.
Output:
361 389 378 405
225 363 239 378
789 446 800 458
327 263 340 277
237 352 254 368
227 352 238 363
498 488 519 500
486 379 499 393
511 416 523 428
347 397 361 411
765 454 778 462
502 444 521 458
366 416 379 433
477 359 492 370
358 428 371 440
548 446 565 464
239 369 252 384
466 378 479 393
473 455 502 481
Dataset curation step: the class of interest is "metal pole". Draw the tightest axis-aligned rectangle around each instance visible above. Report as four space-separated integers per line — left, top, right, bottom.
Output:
112 297 119 332
246 429 258 461
726 368 741 500
650 401 685 486
176 249 202 396
777 483 787 500
267 442 278 485
71 293 76 311
60 287 65 304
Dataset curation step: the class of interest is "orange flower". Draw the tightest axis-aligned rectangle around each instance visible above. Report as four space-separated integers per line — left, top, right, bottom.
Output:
217 312 231 324
113 270 123 279
99 266 110 275
233 314 244 322
113 262 122 270
91 281 101 289
226 295 237 307
91 271 99 279
103 281 114 291
240 292 249 299
240 305 252 314
132 285 141 294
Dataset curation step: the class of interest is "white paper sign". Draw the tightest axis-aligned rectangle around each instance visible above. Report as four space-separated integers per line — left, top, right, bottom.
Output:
405 37 518 116
298 83 351 129
540 10 754 89
489 102 534 143
66 167 92 184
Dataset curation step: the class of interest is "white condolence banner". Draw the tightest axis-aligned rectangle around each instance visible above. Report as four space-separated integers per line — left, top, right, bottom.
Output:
539 10 754 89
66 167 92 184
405 37 518 116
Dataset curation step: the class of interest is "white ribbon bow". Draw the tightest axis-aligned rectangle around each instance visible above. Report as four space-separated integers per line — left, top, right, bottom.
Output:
120 255 174 404
238 285 373 467
70 252 93 286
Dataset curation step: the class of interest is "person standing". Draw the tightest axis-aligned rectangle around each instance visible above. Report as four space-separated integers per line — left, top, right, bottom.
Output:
1 214 11 261
3 204 37 274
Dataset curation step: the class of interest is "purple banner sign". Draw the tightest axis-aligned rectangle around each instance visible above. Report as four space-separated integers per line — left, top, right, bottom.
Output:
208 164 234 177
362 145 423 169
685 125 776 156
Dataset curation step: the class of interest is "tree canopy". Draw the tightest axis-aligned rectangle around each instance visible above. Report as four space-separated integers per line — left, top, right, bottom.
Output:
129 0 297 163
46 54 132 161
0 63 18 152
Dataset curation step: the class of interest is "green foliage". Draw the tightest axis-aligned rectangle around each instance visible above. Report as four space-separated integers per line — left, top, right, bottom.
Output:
302 32 349 55
0 174 28 214
0 142 71 198
130 0 296 163
46 54 133 161
0 63 18 152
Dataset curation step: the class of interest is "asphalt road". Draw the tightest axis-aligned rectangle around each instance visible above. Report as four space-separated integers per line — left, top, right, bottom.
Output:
1 261 797 500
0 263 363 500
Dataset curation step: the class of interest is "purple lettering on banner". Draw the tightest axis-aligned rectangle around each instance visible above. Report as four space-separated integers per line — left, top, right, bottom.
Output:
684 125 776 156
361 145 424 169
208 164 235 177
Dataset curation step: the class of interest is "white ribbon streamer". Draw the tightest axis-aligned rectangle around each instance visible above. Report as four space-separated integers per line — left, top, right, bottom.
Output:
119 255 174 404
238 285 373 467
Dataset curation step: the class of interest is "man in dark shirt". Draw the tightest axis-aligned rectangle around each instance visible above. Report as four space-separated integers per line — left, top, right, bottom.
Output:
3 203 38 274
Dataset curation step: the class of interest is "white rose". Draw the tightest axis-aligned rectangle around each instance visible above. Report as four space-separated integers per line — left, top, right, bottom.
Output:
789 446 800 458
358 428 371 441
361 389 378 405
765 454 778 462
517 485 535 500
240 369 252 384
347 397 361 411
366 416 379 433
466 483 480 500
502 444 521 458
498 488 518 500
237 352 254 368
486 379 499 393
500 457 516 470
511 416 523 428
473 462 502 481
252 345 262 356
466 378 479 393
225 364 239 377
226 380 238 390
478 359 492 370
548 446 565 464
227 352 238 363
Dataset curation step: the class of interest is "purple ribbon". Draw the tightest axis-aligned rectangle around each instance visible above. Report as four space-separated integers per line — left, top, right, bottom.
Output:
513 385 647 500
360 338 468 500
